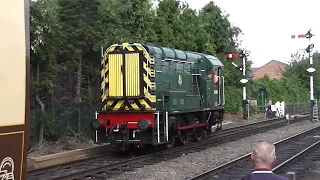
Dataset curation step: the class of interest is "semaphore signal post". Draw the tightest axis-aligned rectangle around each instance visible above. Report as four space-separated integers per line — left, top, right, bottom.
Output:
291 29 318 122
225 50 249 120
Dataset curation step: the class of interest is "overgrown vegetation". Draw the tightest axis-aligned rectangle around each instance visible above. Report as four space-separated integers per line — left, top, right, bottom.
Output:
249 52 320 104
30 0 317 147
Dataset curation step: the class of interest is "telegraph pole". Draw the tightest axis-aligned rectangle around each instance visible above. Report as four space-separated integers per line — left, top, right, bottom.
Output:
291 29 316 121
225 50 248 120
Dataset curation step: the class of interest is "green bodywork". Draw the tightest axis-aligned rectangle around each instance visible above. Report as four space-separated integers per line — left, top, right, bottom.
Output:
144 44 225 114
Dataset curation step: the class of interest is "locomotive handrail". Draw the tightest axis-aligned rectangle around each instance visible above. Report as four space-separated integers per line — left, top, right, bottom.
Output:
155 111 160 143
165 111 169 142
161 58 196 64
222 76 225 105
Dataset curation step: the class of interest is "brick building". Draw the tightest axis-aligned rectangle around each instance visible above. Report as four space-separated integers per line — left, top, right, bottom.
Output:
252 60 287 80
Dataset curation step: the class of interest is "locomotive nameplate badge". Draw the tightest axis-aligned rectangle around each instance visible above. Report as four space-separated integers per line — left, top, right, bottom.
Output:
178 75 182 85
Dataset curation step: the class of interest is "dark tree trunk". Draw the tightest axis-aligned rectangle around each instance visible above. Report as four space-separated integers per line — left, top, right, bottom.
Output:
35 64 45 146
75 55 83 132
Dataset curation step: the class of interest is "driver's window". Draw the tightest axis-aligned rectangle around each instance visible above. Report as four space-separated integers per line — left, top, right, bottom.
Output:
213 69 219 84
206 67 213 79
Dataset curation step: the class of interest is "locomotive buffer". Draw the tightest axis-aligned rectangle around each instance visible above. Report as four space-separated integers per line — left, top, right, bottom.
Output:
225 51 249 120
291 29 318 122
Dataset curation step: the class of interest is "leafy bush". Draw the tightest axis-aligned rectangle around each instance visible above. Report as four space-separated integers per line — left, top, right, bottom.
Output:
225 85 242 113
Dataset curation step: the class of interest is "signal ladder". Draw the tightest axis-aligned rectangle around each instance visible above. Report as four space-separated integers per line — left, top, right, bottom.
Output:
313 99 318 121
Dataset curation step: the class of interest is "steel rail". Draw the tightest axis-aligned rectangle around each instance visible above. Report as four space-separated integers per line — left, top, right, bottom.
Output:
185 124 320 180
31 115 311 180
27 112 308 176
273 140 320 172
27 114 292 177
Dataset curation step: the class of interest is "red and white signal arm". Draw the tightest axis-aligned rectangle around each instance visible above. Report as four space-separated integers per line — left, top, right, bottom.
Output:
0 0 30 180
291 34 306 39
225 54 239 59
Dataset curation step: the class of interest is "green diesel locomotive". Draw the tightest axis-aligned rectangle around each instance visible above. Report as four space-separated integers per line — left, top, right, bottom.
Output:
91 43 225 150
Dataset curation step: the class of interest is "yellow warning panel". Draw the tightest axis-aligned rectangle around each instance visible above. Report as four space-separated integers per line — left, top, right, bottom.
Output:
0 0 26 126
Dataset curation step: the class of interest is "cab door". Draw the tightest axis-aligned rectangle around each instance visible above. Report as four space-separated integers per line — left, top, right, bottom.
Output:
212 68 219 107
206 78 213 108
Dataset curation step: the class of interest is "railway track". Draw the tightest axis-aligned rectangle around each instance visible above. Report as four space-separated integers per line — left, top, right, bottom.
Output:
27 114 311 180
186 124 320 180
28 113 305 171
274 137 320 179
26 146 143 179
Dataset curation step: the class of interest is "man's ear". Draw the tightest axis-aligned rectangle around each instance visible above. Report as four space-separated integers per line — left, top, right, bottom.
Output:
273 156 276 164
250 153 254 161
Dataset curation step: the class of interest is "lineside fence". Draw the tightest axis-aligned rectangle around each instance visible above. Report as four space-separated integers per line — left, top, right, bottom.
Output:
29 104 98 149
248 101 316 115
285 102 316 115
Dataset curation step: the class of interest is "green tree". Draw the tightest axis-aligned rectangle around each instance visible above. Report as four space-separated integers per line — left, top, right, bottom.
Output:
154 0 181 48
30 0 60 145
199 1 230 54
57 0 103 132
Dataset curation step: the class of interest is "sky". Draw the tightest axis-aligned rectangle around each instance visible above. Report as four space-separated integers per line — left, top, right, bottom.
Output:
185 0 320 67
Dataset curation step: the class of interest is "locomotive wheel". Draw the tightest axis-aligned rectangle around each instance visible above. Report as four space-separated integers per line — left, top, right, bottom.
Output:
193 132 203 142
164 137 176 149
203 128 211 139
178 133 190 145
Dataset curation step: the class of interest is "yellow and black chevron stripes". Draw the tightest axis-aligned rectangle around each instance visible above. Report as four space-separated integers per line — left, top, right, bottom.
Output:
103 98 156 111
100 43 156 111
101 45 116 99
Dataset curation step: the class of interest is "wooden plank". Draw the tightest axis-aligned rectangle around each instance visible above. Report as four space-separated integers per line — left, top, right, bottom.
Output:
29 144 111 169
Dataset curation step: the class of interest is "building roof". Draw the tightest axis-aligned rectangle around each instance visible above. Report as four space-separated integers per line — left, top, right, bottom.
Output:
252 60 288 80
251 67 258 72
252 60 287 72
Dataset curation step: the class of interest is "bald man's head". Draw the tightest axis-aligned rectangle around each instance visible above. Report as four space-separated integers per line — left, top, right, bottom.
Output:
251 140 276 165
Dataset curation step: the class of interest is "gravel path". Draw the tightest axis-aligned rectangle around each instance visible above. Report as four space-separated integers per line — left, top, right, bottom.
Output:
110 119 320 180
302 161 320 180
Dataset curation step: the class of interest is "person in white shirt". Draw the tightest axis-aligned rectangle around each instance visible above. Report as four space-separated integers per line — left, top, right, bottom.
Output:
240 140 289 180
